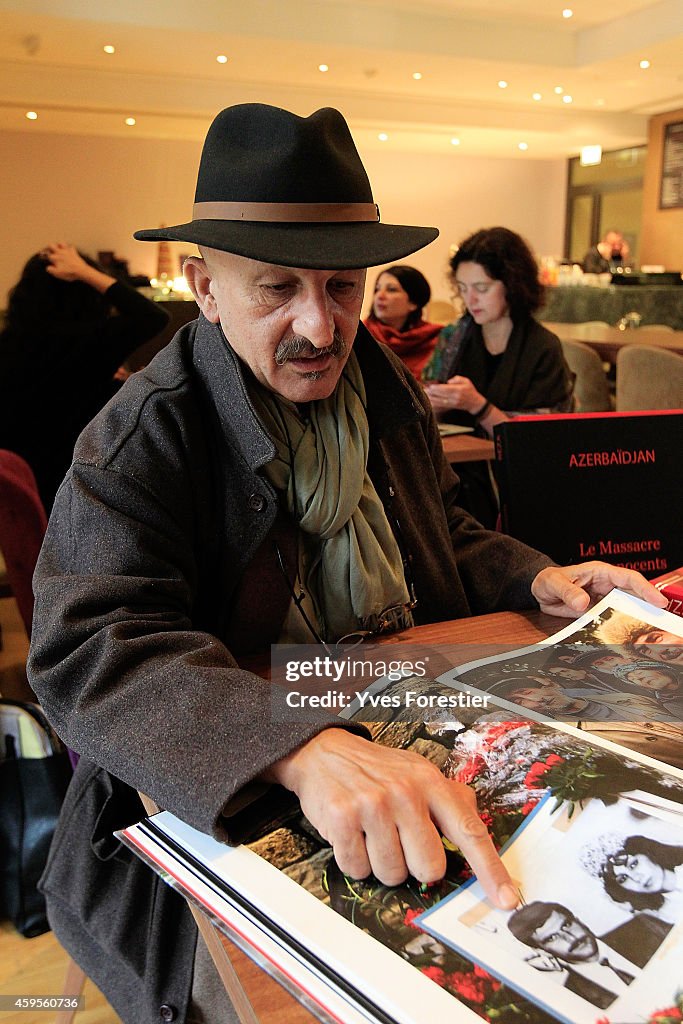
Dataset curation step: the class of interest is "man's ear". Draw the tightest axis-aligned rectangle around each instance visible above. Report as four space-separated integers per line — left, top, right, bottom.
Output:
183 256 219 323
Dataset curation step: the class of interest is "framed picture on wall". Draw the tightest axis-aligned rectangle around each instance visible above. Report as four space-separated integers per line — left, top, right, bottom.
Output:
659 121 683 209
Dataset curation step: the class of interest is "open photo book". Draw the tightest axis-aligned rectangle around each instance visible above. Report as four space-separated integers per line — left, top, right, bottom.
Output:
118 589 683 1024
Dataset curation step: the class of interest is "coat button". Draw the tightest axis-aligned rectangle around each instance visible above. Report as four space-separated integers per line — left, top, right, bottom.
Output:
248 492 266 512
159 1005 177 1022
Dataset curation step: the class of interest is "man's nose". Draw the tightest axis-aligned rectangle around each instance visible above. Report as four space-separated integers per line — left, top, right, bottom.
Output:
292 291 335 349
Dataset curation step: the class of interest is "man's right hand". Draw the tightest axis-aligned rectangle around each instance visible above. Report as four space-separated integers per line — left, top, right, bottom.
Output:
263 729 519 909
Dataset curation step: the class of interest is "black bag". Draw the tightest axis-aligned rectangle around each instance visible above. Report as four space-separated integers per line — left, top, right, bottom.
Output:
0 699 72 937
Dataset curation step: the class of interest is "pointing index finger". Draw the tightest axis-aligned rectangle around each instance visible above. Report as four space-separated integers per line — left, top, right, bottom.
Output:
434 780 519 910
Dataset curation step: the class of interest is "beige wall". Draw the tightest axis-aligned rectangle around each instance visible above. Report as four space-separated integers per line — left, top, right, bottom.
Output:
0 131 203 305
641 108 683 270
0 129 566 309
360 148 566 314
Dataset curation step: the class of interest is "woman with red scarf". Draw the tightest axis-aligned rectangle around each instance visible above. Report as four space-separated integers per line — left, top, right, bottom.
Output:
364 265 443 377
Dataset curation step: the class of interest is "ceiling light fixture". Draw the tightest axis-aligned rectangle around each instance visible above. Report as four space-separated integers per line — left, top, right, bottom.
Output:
563 94 573 104
25 110 38 120
554 85 564 94
125 117 136 126
639 59 650 69
378 132 388 142
412 72 422 80
216 55 228 64
518 142 528 151
580 145 602 166
318 64 329 73
532 92 542 101
498 80 508 89
103 44 115 54
562 8 573 18
450 137 460 146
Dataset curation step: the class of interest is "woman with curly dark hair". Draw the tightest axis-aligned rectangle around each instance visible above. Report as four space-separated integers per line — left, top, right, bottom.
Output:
422 227 573 525
599 835 683 923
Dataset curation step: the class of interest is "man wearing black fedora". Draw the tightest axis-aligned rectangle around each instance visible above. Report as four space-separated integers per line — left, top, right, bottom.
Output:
28 103 666 1024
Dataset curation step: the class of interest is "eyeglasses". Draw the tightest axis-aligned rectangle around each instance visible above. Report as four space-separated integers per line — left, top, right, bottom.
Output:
274 522 417 660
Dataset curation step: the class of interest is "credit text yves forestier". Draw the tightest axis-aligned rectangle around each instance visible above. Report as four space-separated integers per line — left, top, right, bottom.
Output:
284 690 489 709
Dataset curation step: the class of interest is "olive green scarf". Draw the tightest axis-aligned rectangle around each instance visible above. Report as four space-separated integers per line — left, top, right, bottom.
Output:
249 352 411 642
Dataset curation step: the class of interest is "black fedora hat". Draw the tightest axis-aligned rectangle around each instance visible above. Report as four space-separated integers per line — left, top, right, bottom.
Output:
134 103 438 269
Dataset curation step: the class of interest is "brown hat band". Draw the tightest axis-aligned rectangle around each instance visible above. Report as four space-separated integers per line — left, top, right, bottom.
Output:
192 201 380 223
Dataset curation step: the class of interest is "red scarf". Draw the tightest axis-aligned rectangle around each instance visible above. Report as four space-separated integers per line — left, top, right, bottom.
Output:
363 318 443 377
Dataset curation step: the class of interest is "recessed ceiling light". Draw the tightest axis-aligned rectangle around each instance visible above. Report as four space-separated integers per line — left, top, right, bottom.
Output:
450 137 460 146
412 72 422 80
216 55 228 64
580 145 602 166
378 132 388 142
318 64 329 73
532 92 542 101
639 59 651 69
562 8 573 18
25 110 38 120
498 80 508 89
563 94 573 104
518 142 528 151
103 45 115 54
125 117 136 126
554 85 564 94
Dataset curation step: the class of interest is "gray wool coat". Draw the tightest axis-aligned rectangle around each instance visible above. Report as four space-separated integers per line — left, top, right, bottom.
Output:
28 316 552 1024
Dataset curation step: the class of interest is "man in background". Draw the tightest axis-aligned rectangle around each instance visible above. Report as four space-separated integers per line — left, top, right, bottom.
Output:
582 229 630 274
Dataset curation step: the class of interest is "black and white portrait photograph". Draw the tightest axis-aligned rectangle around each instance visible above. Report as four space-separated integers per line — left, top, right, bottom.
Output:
418 791 683 1024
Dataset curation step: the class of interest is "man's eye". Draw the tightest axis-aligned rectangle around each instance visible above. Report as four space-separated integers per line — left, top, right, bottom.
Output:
330 280 356 295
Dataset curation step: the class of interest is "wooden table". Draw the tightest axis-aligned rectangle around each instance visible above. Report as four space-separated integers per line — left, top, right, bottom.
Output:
440 432 495 464
545 320 683 366
219 609 683 1022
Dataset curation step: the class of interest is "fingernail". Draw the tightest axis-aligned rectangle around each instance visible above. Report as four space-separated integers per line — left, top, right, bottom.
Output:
498 882 520 909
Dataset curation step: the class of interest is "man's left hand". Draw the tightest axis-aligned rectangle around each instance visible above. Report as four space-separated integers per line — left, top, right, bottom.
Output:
531 562 668 617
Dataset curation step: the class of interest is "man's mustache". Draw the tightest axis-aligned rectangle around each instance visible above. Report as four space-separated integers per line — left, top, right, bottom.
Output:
274 331 347 365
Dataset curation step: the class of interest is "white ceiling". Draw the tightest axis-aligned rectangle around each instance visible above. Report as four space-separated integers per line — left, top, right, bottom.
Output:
1 0 682 159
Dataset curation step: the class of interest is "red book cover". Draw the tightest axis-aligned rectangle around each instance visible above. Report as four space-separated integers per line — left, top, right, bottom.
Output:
652 568 683 617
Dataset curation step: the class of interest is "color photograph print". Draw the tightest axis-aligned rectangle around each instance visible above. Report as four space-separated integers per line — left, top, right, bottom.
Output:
436 590 683 727
418 791 683 1024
